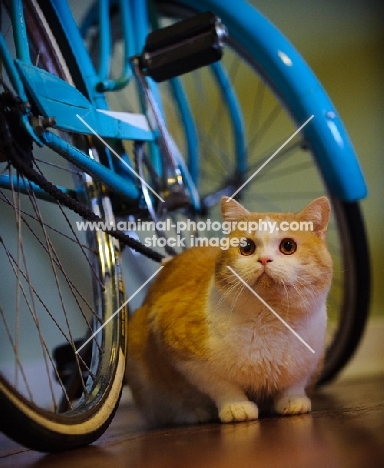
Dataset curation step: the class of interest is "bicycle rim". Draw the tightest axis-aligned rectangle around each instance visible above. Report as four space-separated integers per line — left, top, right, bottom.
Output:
88 0 370 383
0 0 126 451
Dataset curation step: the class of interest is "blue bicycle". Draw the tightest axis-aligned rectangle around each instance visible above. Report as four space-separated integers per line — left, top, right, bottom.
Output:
0 0 370 451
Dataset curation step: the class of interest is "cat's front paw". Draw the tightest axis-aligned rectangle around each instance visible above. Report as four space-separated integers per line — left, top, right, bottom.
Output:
274 396 311 415
219 401 259 423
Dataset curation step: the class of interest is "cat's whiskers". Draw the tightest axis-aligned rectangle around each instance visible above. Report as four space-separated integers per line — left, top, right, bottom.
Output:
280 278 291 315
229 282 247 316
216 273 241 293
215 283 238 310
290 281 312 309
295 276 319 294
214 274 244 312
215 270 257 316
229 268 265 315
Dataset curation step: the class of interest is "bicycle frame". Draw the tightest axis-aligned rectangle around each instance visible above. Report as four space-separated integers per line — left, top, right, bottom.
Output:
0 0 367 208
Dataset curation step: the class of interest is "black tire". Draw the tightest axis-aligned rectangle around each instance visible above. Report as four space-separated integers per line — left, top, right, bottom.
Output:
0 0 127 451
318 200 370 384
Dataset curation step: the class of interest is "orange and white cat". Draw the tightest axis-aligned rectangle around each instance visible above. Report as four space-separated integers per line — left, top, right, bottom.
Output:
127 196 332 427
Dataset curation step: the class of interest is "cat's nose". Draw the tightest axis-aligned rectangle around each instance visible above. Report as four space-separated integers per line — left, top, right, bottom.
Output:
258 257 272 266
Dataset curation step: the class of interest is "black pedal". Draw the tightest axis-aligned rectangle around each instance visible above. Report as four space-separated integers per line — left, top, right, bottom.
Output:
139 11 227 82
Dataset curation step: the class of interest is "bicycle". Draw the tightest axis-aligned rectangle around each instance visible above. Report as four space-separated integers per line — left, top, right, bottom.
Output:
0 0 370 452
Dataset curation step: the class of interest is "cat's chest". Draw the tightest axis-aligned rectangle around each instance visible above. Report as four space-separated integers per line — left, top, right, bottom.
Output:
209 312 290 367
205 303 319 392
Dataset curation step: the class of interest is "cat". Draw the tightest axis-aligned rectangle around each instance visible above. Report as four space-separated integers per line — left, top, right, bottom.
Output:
126 196 333 427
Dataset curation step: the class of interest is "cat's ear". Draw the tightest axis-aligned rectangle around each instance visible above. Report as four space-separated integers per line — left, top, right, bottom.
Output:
221 197 250 222
299 196 331 238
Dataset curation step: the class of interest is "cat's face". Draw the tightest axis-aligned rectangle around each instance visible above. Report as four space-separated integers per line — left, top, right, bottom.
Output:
216 197 333 299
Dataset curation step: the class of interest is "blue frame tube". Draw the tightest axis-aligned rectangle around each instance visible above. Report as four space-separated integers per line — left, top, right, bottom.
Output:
10 0 31 64
90 0 149 92
98 0 111 82
130 0 148 51
96 0 136 91
49 0 108 110
0 22 28 101
42 131 140 201
116 0 135 83
0 175 73 202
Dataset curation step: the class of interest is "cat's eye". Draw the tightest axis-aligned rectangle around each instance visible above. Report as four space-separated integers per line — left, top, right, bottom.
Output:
279 238 297 255
239 238 256 256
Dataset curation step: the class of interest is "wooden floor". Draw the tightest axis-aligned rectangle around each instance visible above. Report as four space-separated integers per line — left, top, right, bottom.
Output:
1 376 384 468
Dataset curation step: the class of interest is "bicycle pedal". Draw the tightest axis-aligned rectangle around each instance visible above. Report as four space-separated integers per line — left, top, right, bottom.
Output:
139 11 227 82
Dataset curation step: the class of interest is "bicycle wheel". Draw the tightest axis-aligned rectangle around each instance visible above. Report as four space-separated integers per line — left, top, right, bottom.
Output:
84 0 370 384
0 0 126 451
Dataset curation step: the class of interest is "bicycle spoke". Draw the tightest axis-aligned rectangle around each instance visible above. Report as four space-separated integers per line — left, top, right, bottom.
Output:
33 158 83 176
0 188 93 254
0 302 33 401
1 240 63 410
1 186 99 327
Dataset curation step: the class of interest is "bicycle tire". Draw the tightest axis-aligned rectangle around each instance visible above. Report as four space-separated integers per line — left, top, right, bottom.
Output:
0 0 127 451
87 0 370 384
318 200 370 384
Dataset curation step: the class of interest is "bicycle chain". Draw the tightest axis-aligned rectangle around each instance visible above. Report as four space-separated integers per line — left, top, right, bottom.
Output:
0 97 165 263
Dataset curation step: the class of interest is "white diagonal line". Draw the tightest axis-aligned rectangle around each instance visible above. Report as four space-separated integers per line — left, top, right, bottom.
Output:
227 266 315 353
76 114 165 202
76 266 164 354
227 114 314 201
